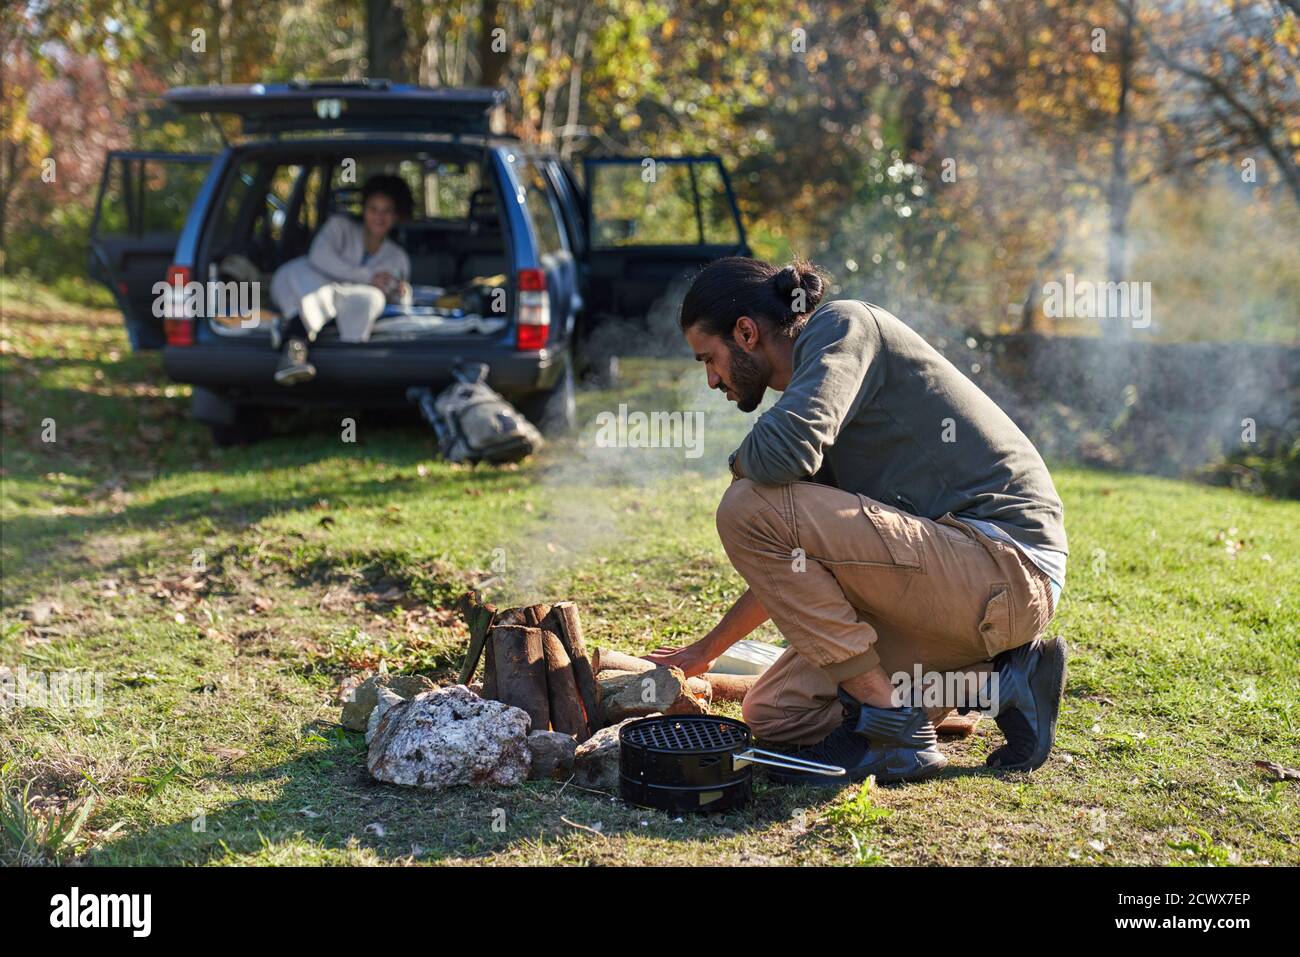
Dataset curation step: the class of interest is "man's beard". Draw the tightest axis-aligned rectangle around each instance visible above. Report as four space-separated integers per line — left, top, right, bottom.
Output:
723 342 769 413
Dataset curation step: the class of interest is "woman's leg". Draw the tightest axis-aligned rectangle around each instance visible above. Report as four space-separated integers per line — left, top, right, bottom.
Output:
270 258 330 386
274 313 318 386
333 285 386 342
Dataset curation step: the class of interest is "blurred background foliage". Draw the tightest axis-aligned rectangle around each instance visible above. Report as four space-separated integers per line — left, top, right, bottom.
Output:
1 0 1297 340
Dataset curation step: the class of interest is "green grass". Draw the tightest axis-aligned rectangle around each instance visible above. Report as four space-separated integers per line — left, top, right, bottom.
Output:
1 291 1297 866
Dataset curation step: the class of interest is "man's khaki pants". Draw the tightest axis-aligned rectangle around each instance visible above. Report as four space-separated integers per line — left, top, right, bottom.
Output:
718 479 1056 746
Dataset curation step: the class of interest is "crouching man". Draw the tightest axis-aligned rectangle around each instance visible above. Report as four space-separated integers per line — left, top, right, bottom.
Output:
647 257 1068 785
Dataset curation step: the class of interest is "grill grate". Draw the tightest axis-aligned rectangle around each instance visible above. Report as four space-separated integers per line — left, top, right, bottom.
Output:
622 716 749 752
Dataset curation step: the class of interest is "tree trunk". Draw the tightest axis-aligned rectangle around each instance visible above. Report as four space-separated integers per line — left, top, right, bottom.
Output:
1019 233 1067 334
478 0 509 88
559 17 590 161
1104 8 1135 338
367 0 410 82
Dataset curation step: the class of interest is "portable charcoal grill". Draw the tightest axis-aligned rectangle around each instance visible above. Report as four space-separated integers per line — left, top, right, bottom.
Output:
619 715 845 813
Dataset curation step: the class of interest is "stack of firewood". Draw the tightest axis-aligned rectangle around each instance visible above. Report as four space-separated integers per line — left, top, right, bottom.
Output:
458 594 600 742
458 594 984 744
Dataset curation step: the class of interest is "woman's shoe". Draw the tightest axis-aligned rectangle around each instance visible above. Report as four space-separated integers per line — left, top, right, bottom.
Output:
274 338 316 386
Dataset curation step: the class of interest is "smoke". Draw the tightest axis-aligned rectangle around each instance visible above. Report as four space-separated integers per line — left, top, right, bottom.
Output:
494 93 1300 608
807 104 1300 489
491 280 760 601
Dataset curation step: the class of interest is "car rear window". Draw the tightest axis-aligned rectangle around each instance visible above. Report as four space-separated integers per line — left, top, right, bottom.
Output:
329 158 482 221
207 160 314 256
518 159 566 256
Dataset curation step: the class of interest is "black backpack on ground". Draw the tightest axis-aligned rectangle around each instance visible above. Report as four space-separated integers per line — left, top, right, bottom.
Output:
409 363 543 465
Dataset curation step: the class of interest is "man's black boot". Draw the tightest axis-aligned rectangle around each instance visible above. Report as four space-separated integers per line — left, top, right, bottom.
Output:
982 636 1068 772
765 689 948 786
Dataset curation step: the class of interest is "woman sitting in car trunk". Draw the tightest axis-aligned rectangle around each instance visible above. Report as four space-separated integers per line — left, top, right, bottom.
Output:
269 174 414 385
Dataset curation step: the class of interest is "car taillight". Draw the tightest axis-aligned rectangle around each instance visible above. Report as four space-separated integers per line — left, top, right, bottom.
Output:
164 265 194 346
515 268 550 351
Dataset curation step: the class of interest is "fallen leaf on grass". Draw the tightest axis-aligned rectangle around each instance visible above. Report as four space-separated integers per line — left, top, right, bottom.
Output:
1255 760 1300 781
23 600 61 625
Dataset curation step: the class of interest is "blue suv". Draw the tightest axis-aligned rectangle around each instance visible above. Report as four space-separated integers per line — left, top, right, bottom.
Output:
89 80 749 443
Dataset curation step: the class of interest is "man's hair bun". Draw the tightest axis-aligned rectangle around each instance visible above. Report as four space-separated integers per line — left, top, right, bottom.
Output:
773 261 825 311
679 256 831 339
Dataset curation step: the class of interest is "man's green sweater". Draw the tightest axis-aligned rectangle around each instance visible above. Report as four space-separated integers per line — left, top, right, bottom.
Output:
730 299 1067 556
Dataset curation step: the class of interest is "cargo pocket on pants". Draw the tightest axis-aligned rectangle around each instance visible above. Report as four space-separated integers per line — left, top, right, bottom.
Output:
859 498 924 569
978 584 1017 657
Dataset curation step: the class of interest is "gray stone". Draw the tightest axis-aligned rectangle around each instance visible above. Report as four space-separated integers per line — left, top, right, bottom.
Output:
527 730 578 781
600 666 704 723
367 684 532 789
341 673 436 731
365 686 404 745
573 715 659 791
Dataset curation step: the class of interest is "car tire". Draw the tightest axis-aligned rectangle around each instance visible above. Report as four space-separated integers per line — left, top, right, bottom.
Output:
521 360 576 436
209 407 271 447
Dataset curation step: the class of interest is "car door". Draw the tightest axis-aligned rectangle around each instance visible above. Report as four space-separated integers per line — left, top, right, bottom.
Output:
89 151 214 349
578 155 749 321
515 155 580 343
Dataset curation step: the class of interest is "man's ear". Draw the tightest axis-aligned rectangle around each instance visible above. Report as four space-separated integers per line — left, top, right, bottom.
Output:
733 315 761 352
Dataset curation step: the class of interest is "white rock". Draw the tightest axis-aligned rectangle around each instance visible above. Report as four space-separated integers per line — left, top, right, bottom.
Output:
366 686 404 745
367 684 532 789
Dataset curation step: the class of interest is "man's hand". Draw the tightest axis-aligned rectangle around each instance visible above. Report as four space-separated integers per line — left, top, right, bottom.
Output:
643 642 718 679
644 589 771 679
370 271 397 293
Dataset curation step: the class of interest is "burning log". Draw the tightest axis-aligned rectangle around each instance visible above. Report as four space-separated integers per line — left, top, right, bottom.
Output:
483 639 498 700
491 625 551 733
686 676 712 705
459 597 599 741
456 591 496 685
495 603 551 628
540 630 590 738
476 601 547 705
462 599 743 739
541 602 601 734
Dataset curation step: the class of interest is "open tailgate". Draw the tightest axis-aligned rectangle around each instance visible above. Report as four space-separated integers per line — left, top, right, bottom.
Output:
165 81 506 136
